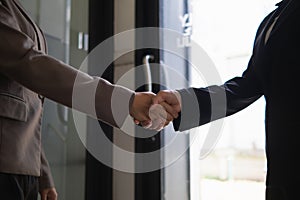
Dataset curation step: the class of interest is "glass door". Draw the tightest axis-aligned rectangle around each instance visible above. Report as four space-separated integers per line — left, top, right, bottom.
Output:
160 1 191 200
135 0 191 200
20 0 88 199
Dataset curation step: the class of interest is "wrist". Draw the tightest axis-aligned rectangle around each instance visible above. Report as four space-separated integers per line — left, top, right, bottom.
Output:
173 90 182 107
129 92 136 117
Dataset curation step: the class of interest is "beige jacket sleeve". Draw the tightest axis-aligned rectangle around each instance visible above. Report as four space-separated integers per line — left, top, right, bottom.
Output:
0 7 135 128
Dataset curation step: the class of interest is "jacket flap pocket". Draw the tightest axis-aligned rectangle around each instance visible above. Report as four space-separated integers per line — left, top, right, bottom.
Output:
0 93 28 122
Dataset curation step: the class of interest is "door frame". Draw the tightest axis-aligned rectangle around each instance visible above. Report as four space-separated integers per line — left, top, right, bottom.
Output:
135 0 162 200
85 0 115 199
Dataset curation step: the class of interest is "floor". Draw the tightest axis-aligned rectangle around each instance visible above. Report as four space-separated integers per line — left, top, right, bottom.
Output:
200 179 265 200
197 149 266 200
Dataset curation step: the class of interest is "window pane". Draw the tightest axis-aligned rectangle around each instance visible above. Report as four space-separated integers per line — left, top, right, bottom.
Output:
190 1 278 199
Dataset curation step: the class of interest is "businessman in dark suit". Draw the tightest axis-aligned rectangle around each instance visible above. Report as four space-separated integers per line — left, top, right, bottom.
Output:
151 0 300 199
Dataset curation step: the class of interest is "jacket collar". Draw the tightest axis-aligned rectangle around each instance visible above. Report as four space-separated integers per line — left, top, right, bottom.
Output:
268 0 300 40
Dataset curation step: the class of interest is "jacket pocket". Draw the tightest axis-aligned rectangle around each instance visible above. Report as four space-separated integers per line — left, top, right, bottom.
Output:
0 92 28 122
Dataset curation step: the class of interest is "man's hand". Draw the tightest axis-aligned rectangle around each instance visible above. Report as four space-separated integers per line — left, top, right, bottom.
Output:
130 90 182 131
129 92 155 127
153 90 182 118
40 187 58 200
146 103 173 131
130 92 176 131
138 90 182 131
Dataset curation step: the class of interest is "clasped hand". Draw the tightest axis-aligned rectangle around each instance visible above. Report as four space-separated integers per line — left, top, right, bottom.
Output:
129 90 181 131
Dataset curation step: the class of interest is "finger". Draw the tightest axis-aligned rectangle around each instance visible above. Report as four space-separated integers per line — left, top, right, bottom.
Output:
49 188 58 200
145 119 159 130
164 120 170 127
155 125 164 131
149 104 168 120
155 119 165 131
41 192 47 200
49 195 56 200
148 115 165 131
149 109 166 122
50 193 58 200
133 119 152 128
160 102 178 118
139 113 151 122
140 120 152 129
147 117 165 131
148 104 170 131
165 112 173 122
153 91 167 104
154 91 180 108
134 119 140 125
151 107 173 126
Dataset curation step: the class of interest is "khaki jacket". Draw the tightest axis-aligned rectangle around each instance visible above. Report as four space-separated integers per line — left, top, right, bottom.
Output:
0 0 134 189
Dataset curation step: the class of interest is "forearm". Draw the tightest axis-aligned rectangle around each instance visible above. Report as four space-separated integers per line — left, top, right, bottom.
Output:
174 77 262 131
173 87 215 131
3 49 78 107
0 18 144 128
1 47 135 127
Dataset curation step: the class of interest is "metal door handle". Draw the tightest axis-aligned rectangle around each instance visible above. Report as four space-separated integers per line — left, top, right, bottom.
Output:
142 55 154 92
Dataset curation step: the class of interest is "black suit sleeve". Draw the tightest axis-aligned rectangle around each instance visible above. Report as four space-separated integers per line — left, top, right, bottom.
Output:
173 56 264 131
172 6 278 132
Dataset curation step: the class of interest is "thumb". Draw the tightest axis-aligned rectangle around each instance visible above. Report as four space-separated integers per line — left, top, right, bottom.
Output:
152 96 161 105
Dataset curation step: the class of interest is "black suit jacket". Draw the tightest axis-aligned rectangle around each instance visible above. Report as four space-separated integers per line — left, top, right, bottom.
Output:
174 0 300 198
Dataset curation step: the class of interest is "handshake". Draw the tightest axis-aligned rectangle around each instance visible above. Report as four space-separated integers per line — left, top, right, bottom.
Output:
129 90 182 131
